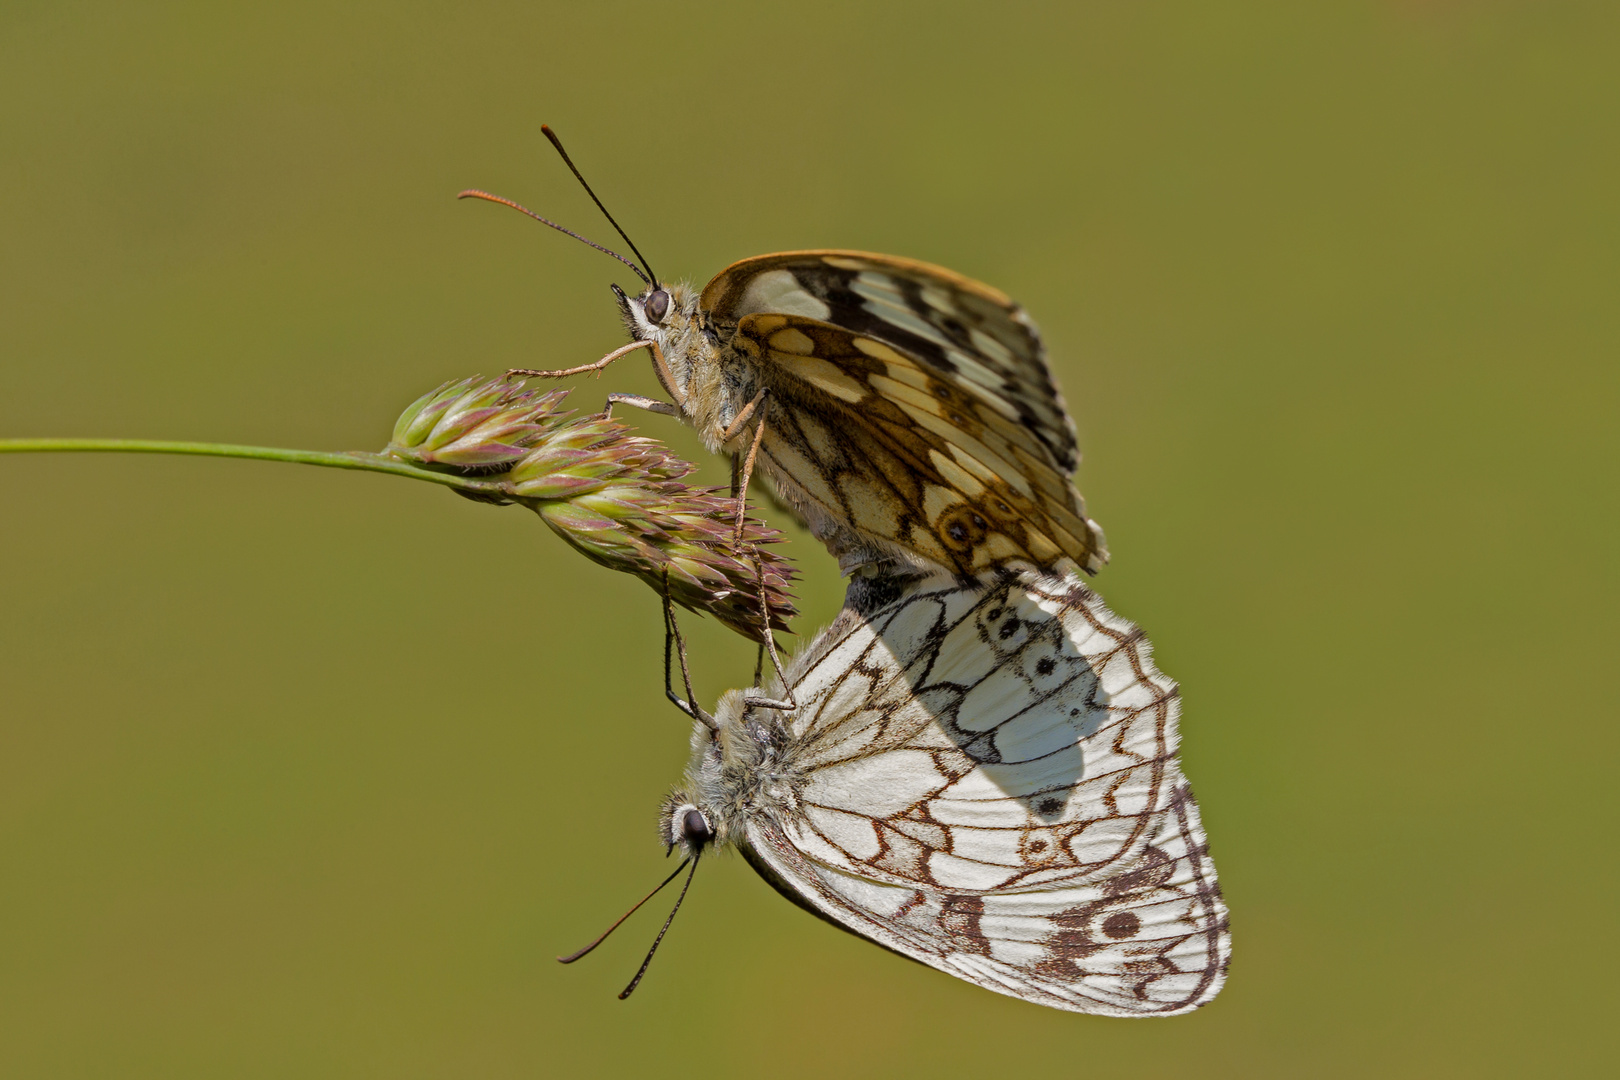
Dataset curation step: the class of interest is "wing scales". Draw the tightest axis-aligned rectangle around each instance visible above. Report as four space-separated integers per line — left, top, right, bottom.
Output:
704 251 1108 573
738 570 1229 1015
703 251 1076 471
736 315 1085 574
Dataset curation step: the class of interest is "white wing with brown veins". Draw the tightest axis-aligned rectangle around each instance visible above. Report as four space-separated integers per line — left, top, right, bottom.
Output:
738 570 1228 1016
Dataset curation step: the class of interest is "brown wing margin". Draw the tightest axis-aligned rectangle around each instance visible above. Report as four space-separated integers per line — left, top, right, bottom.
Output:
1161 782 1231 1012
741 819 1215 1016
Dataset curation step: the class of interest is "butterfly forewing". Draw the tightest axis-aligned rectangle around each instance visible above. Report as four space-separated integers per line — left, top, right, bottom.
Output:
702 252 1076 470
700 252 1108 575
725 570 1227 1016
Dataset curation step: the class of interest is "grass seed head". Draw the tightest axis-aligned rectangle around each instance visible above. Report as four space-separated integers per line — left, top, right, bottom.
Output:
388 376 796 638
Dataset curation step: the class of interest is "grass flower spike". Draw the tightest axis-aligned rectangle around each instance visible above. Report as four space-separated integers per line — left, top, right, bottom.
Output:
1 374 796 640
387 377 796 636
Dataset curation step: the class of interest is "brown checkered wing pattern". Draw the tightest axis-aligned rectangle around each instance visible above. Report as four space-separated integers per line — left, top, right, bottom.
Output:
736 571 1227 1016
703 252 1108 575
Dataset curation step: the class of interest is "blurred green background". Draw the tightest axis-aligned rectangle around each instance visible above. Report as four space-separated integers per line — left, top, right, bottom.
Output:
2 2 1615 1076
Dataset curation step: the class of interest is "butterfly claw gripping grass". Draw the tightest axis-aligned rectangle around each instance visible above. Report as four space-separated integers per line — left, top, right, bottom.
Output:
386 376 797 637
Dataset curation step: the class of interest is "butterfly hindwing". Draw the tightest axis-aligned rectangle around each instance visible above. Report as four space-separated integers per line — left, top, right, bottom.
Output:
731 570 1228 1016
731 310 1096 575
733 314 1046 571
703 251 1107 574
745 784 1225 1016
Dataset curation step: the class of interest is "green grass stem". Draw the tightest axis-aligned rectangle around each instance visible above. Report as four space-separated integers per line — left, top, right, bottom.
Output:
0 438 508 497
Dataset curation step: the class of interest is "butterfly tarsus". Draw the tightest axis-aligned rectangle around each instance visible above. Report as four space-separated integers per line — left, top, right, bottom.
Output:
508 338 651 381
516 332 689 421
723 389 784 692
744 554 796 713
602 393 680 420
660 571 718 732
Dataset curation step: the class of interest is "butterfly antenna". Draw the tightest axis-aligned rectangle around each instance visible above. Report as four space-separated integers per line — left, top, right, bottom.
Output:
557 857 692 965
457 189 652 286
619 851 701 1000
541 124 659 287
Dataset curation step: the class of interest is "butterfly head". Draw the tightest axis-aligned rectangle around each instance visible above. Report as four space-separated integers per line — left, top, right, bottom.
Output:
659 795 716 859
613 281 701 337
611 281 719 410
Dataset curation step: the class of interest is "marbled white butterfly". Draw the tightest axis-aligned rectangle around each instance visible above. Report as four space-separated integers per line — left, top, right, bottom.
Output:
590 568 1228 1015
463 128 1108 579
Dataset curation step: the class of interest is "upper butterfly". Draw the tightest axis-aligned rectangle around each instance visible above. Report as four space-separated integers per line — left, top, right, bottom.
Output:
617 252 1108 577
463 128 1108 579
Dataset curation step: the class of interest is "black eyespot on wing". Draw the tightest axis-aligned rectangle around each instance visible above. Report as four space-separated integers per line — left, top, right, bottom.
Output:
645 288 670 323
936 504 988 553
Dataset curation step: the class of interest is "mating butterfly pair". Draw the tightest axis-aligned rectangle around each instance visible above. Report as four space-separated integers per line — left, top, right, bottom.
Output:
465 129 1226 1015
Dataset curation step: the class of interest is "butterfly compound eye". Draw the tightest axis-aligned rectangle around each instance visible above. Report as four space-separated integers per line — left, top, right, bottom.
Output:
682 808 713 847
644 288 670 324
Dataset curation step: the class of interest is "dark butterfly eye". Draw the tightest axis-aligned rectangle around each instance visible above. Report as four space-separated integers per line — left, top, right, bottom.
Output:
682 808 713 846
644 288 670 324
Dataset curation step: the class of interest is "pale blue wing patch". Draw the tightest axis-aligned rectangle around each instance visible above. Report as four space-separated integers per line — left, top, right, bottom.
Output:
711 568 1227 1015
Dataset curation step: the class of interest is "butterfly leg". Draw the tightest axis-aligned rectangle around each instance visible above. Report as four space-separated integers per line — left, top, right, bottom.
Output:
719 386 768 445
511 338 692 418
643 337 688 409
742 555 797 713
660 570 718 732
602 393 680 420
718 388 770 547
508 338 652 380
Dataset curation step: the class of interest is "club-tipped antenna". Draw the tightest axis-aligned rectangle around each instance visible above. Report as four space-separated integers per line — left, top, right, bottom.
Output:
619 852 701 1000
541 124 658 287
557 856 692 965
457 189 651 286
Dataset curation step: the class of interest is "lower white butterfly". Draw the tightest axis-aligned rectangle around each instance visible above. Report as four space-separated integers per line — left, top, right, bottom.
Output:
588 567 1229 1015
